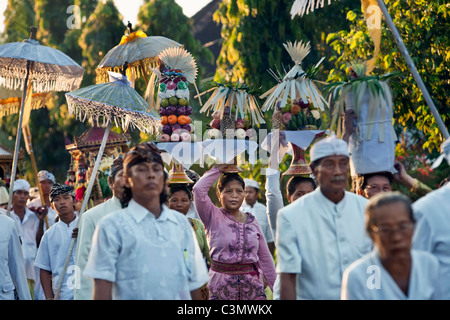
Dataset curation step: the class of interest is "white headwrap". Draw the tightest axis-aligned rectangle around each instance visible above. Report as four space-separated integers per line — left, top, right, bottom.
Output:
0 186 9 204
244 178 260 190
13 179 31 193
38 170 56 183
310 135 349 163
431 138 450 169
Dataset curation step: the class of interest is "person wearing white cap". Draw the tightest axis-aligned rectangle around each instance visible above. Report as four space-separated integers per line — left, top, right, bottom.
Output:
9 178 46 299
241 178 275 256
28 170 58 230
276 135 372 300
0 186 9 210
412 137 450 299
0 213 32 300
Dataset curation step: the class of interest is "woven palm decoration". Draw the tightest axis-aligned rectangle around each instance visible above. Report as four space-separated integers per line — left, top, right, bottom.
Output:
260 40 328 113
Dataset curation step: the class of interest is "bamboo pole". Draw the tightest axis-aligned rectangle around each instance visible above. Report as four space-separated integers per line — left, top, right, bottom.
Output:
6 60 31 217
53 121 111 300
22 124 49 229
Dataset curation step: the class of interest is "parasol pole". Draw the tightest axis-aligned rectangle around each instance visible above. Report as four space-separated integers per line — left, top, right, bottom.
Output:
6 59 32 217
376 0 449 139
54 120 112 300
22 124 50 229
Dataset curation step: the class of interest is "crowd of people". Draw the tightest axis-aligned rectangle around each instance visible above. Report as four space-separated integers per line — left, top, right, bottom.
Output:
0 134 449 300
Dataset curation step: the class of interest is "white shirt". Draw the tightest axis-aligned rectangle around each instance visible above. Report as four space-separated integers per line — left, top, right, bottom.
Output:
341 249 442 300
276 188 371 299
84 200 209 300
0 214 31 300
74 196 122 300
241 201 274 243
265 168 284 240
34 216 79 300
412 183 450 299
10 207 40 281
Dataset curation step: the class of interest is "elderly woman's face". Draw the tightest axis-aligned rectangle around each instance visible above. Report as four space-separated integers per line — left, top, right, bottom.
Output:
217 179 245 213
369 201 414 260
168 190 191 215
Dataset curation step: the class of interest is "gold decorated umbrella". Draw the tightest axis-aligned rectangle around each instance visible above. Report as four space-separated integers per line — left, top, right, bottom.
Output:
0 26 84 217
96 23 181 83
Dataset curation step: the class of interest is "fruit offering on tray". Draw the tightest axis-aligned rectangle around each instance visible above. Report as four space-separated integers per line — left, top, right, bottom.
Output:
260 40 329 130
198 82 265 140
272 98 323 131
153 47 198 143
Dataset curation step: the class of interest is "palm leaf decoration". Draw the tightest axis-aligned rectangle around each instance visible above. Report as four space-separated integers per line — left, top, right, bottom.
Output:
260 40 328 113
324 62 402 141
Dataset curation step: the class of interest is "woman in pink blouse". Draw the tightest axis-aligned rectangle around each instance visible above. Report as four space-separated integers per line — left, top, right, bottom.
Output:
193 165 276 300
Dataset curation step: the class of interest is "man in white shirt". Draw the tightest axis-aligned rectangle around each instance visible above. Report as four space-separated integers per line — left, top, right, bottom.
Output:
0 214 31 300
412 137 450 299
9 179 46 299
276 135 371 300
27 170 58 229
84 142 209 300
241 178 275 256
74 156 124 300
34 184 78 300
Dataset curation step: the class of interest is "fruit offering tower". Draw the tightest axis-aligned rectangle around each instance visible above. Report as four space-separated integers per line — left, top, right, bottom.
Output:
260 40 329 130
198 82 265 140
154 47 198 143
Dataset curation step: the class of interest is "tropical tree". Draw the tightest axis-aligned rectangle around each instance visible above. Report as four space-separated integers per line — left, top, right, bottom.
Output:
78 0 126 86
136 0 215 79
325 0 449 152
1 0 35 43
213 0 360 92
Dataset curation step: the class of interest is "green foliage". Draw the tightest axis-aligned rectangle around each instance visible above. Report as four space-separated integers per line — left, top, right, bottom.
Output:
325 1 449 152
35 0 74 47
1 0 35 43
137 0 215 78
214 0 360 93
79 0 126 86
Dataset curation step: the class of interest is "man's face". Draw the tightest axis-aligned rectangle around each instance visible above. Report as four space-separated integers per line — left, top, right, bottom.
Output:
363 175 391 199
40 179 54 195
110 169 125 199
244 187 259 206
313 155 349 193
12 190 29 207
52 193 75 218
288 182 315 203
125 162 165 201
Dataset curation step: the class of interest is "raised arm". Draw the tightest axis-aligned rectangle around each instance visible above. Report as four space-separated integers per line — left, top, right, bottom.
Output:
192 166 221 228
265 168 284 238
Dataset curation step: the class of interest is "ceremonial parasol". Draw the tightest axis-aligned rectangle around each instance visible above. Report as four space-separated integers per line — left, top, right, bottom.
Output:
96 22 181 113
96 22 181 85
0 26 84 217
290 0 449 139
56 64 159 299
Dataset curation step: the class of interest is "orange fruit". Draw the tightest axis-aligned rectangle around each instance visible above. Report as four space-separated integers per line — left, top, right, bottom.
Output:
168 115 178 125
161 116 168 125
178 115 191 125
